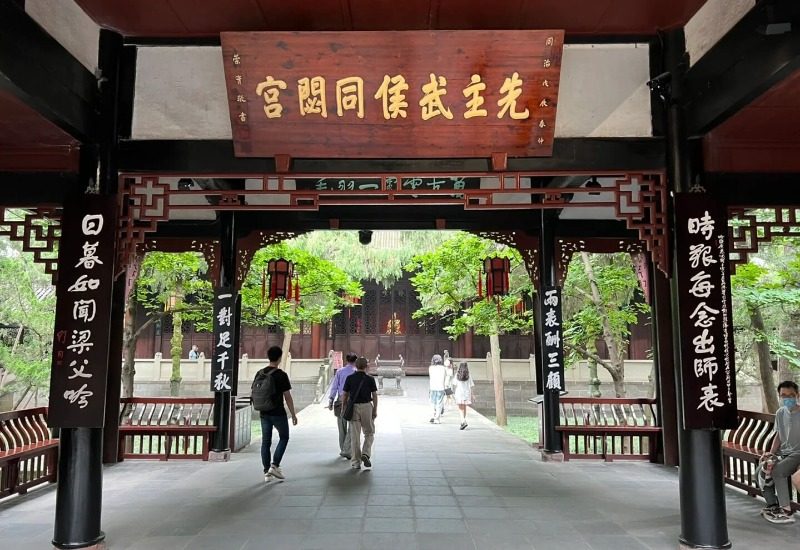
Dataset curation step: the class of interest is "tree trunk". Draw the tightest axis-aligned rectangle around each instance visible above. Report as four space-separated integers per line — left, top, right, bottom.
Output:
581 252 626 396
489 333 507 427
121 292 138 398
587 359 601 397
751 306 778 412
280 330 293 371
778 313 800 384
169 295 184 397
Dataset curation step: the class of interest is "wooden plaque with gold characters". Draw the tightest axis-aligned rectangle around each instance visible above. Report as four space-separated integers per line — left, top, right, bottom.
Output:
221 30 564 159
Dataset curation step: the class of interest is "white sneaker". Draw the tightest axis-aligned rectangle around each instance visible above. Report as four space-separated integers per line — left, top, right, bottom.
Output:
268 464 285 480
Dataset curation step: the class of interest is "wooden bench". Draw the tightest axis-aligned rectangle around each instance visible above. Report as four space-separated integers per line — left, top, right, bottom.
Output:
723 410 799 512
0 407 58 499
119 398 216 461
374 354 405 392
552 398 661 462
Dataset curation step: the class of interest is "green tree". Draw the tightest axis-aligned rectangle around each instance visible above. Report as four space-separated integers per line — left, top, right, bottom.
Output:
294 230 451 286
240 243 362 359
132 252 212 396
731 262 800 412
405 233 533 426
0 240 55 409
562 252 650 397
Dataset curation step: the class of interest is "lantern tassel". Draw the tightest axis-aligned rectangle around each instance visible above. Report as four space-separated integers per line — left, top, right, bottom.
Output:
477 269 483 299
294 278 300 302
505 269 510 293
261 269 266 312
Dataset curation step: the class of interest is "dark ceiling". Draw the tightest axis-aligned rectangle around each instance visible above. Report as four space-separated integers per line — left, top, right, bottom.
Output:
74 0 707 37
703 68 800 173
0 90 79 171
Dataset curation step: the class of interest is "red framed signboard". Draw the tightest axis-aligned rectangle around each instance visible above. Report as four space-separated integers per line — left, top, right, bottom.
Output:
220 30 564 159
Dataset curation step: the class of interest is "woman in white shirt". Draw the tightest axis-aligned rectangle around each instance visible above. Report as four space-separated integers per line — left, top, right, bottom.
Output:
453 362 475 430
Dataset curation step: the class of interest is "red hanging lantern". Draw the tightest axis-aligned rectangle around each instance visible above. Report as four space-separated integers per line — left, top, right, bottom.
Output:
483 257 511 298
267 258 294 302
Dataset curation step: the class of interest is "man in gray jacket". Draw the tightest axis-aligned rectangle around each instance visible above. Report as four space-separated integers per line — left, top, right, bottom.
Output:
761 380 800 524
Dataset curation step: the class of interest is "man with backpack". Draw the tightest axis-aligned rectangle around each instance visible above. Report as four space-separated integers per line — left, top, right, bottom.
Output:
251 346 297 482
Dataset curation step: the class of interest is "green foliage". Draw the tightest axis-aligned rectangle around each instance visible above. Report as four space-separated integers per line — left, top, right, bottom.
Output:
240 242 362 332
135 251 213 329
0 232 57 396
293 230 451 286
561 253 649 367
404 233 533 338
731 258 800 372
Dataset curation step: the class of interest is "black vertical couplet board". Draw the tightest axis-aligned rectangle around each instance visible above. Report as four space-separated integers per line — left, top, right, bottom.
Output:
48 195 117 428
540 286 565 396
210 288 237 392
675 194 738 430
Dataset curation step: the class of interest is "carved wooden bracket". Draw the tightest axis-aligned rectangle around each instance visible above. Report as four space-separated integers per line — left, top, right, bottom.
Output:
0 207 62 284
728 206 800 273
613 173 669 277
556 237 646 286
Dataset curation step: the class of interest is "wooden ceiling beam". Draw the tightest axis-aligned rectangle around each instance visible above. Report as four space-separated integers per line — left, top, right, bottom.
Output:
685 0 800 137
0 2 98 143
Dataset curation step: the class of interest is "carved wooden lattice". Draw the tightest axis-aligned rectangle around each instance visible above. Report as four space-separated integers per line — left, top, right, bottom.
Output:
612 174 668 277
117 177 172 278
117 173 669 279
0 208 62 283
556 238 645 286
728 207 800 273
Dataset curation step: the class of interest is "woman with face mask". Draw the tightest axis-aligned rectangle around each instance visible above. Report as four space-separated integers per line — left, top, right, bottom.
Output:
760 380 800 524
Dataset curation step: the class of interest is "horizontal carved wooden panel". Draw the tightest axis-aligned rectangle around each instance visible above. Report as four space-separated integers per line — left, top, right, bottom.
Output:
221 30 564 159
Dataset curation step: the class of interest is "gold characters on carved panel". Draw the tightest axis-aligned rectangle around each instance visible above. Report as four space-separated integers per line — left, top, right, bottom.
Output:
254 76 287 119
336 77 365 118
374 75 409 119
298 76 328 118
247 72 556 132
497 72 530 120
419 73 453 121
462 74 488 119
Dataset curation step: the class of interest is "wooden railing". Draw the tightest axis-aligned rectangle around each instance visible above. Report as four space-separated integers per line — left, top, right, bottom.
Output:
723 410 799 512
538 397 660 462
0 407 58 499
119 398 216 461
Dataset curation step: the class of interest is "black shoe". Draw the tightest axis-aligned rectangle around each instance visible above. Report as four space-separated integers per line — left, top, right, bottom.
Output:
460 422 467 430
362 454 372 469
429 418 435 423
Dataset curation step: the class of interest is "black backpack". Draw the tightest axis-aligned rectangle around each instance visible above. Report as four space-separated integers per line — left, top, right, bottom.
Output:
251 368 281 412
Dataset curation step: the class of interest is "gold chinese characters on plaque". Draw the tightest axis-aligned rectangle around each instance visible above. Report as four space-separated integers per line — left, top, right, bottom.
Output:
221 30 564 159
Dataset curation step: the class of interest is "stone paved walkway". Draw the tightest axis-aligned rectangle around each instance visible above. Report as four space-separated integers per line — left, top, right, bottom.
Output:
0 378 797 549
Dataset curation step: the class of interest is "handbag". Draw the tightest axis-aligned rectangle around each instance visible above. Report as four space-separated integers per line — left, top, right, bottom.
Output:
342 375 367 421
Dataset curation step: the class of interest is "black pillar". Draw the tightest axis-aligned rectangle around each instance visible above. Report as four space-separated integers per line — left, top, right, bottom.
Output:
537 210 562 454
96 29 125 465
53 428 105 548
650 264 679 467
211 211 237 456
662 29 730 549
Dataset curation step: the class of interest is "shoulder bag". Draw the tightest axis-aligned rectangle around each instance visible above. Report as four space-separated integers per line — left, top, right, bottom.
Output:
342 375 367 422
